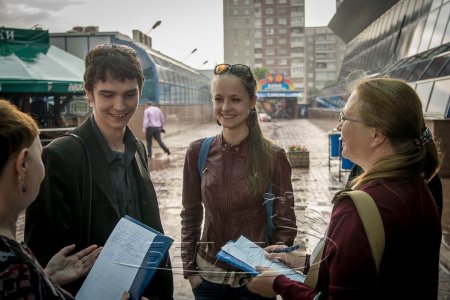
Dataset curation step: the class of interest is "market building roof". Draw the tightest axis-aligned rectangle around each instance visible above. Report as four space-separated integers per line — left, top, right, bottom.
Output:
0 27 84 94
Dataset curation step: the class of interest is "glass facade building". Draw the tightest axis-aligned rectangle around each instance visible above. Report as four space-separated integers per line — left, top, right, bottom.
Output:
326 0 450 119
51 31 212 106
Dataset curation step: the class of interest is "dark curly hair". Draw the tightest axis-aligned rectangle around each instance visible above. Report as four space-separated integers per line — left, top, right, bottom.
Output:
83 44 144 93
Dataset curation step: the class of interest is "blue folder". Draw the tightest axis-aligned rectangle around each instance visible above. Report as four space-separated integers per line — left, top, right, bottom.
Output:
125 216 174 300
216 249 259 276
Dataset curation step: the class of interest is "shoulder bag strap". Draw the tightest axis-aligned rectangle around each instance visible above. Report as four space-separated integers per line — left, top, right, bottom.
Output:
65 133 92 247
303 235 326 289
304 190 385 289
341 190 385 273
198 136 214 179
264 185 274 244
135 139 149 171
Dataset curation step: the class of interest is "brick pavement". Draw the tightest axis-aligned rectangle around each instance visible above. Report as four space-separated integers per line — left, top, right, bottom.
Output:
15 118 450 299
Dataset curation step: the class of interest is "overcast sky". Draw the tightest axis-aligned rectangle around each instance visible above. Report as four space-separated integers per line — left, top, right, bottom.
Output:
0 0 336 69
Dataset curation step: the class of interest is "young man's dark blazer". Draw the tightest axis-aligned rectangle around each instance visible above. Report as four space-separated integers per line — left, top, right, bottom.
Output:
25 116 174 299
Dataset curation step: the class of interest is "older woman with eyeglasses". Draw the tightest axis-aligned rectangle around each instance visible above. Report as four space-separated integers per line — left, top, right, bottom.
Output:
247 77 442 299
181 64 297 299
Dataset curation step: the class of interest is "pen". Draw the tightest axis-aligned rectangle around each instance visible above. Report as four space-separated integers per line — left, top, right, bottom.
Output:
272 244 300 253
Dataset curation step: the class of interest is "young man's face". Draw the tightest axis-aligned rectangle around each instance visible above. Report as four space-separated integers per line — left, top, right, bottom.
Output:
86 79 139 133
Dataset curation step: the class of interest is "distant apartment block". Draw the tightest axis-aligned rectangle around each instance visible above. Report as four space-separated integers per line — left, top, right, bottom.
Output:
223 0 345 100
304 27 346 94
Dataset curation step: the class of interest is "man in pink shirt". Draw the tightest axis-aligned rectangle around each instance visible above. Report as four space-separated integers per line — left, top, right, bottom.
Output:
142 101 170 157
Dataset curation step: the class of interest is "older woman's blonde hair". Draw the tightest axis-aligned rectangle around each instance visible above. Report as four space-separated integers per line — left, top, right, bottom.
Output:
348 77 441 189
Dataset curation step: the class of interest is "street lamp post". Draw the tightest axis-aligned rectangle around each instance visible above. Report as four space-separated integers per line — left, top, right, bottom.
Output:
181 48 198 63
146 20 162 35
198 60 208 68
134 20 161 49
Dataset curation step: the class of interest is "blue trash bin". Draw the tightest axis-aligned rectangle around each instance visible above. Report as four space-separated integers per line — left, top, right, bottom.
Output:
341 156 354 170
329 131 341 158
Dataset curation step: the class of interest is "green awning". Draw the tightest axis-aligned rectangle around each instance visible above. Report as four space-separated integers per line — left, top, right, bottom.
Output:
0 27 84 94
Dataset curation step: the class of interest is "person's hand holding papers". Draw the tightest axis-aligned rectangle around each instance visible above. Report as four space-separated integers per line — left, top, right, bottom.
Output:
264 244 307 270
246 266 279 298
247 244 307 298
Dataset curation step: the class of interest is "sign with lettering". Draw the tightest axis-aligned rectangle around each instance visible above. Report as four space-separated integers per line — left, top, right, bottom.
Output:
257 73 296 92
0 27 49 44
0 30 14 40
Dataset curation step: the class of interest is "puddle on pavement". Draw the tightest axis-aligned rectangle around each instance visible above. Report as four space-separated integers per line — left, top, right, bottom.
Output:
148 155 171 171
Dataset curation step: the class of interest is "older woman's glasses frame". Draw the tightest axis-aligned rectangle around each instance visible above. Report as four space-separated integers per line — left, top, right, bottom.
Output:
214 64 254 79
338 112 366 124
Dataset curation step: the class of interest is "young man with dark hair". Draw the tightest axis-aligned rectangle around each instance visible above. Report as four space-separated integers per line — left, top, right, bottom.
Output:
25 44 174 299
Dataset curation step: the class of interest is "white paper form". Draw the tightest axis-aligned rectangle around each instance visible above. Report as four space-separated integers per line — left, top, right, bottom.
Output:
221 236 305 282
76 217 157 300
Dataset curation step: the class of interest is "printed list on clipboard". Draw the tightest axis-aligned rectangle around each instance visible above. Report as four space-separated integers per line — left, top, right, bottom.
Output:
216 235 305 282
76 215 173 300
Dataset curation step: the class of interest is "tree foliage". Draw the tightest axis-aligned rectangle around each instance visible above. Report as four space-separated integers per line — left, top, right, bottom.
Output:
252 67 270 81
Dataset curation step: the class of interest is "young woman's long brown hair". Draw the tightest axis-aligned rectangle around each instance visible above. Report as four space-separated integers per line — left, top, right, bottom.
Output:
213 68 274 199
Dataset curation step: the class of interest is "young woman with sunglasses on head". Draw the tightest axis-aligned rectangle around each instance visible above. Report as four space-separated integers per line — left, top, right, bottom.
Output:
247 77 442 299
181 64 297 299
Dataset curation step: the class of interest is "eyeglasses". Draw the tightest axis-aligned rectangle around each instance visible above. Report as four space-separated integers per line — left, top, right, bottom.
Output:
214 64 254 79
338 112 366 124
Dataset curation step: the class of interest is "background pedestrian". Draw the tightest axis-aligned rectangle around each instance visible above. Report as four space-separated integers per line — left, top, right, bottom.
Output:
142 100 170 157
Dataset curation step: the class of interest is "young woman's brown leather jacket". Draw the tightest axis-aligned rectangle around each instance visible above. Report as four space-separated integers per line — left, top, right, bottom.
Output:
181 134 297 276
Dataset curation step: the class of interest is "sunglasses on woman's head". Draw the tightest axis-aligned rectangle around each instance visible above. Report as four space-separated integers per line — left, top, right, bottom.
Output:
214 64 253 79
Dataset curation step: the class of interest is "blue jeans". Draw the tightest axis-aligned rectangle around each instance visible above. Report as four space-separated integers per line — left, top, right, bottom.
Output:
192 279 275 300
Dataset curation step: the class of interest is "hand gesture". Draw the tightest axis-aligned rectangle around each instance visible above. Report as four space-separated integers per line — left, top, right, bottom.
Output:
246 267 279 298
264 244 307 270
45 244 102 286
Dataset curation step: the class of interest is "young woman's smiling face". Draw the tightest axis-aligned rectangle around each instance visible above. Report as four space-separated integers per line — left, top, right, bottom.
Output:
211 75 256 131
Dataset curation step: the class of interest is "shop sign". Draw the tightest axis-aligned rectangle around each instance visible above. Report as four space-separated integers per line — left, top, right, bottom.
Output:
257 72 296 92
0 27 49 44
68 83 84 92
0 30 14 40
